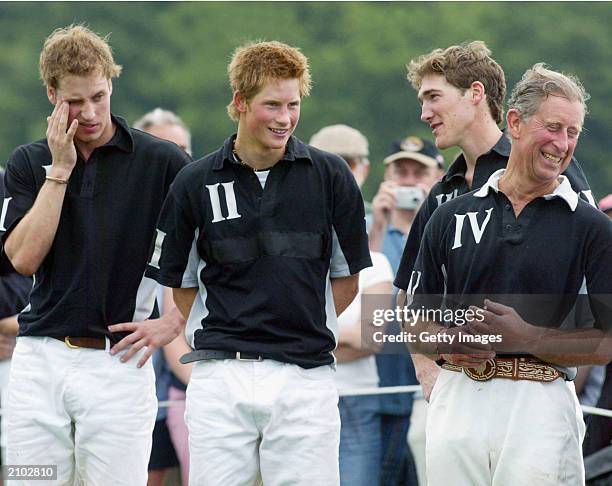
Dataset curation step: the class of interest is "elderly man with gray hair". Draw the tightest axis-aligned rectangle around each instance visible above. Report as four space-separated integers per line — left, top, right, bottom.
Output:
405 64 612 485
134 108 192 156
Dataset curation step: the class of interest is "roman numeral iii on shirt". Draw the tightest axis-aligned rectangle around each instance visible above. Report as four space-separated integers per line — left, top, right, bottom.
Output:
451 208 494 250
206 182 242 223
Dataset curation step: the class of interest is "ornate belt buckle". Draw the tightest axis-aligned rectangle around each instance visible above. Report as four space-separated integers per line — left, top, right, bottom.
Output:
64 336 80 349
464 358 496 381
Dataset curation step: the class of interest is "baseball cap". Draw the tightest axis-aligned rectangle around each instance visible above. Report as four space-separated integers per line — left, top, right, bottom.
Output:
599 194 612 213
383 135 444 169
309 124 370 164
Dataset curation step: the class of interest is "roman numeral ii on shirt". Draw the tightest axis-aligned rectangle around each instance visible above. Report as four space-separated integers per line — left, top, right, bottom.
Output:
206 182 242 223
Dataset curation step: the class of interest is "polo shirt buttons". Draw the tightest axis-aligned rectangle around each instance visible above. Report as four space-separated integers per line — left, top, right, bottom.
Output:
505 204 511 211
505 224 512 231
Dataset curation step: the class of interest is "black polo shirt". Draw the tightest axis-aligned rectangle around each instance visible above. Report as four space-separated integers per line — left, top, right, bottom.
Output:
394 133 594 290
0 115 191 342
146 135 372 369
408 170 612 335
0 171 32 318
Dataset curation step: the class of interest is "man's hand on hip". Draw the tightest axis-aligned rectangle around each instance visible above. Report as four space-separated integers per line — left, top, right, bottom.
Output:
108 307 185 368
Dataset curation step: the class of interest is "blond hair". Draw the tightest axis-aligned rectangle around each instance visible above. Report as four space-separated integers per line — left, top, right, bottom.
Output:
39 24 122 89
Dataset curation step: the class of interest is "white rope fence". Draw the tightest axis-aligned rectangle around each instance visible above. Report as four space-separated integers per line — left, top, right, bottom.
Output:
158 385 612 418
581 405 612 419
338 385 421 397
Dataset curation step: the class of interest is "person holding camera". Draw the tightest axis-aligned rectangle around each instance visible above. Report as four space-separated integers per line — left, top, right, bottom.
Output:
369 135 443 485
369 136 443 271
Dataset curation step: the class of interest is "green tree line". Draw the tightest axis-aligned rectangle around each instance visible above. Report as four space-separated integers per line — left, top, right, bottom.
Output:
1 2 611 200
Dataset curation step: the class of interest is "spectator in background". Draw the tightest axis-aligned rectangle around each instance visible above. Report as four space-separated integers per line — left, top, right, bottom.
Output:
134 108 193 486
310 124 393 486
370 135 443 486
369 136 443 268
309 124 372 215
134 108 192 155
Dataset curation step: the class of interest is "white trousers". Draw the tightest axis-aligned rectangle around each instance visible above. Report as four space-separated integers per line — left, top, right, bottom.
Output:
426 369 585 486
185 359 341 486
6 336 156 486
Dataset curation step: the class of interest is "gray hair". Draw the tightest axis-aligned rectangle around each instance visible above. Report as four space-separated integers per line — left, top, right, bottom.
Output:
133 108 192 155
507 63 589 122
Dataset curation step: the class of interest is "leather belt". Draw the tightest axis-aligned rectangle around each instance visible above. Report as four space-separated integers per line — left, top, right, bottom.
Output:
180 349 264 364
441 356 561 382
53 336 106 350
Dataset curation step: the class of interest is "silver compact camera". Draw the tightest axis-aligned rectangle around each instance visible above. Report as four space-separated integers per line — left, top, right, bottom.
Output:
395 186 424 210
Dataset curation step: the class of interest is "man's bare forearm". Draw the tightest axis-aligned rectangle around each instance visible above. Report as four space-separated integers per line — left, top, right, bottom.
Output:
335 344 375 363
0 315 19 336
411 351 439 374
5 180 68 276
7 101 78 276
529 328 611 367
331 275 359 316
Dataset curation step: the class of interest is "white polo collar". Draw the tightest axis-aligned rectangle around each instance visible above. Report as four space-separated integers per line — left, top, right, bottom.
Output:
474 169 579 212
